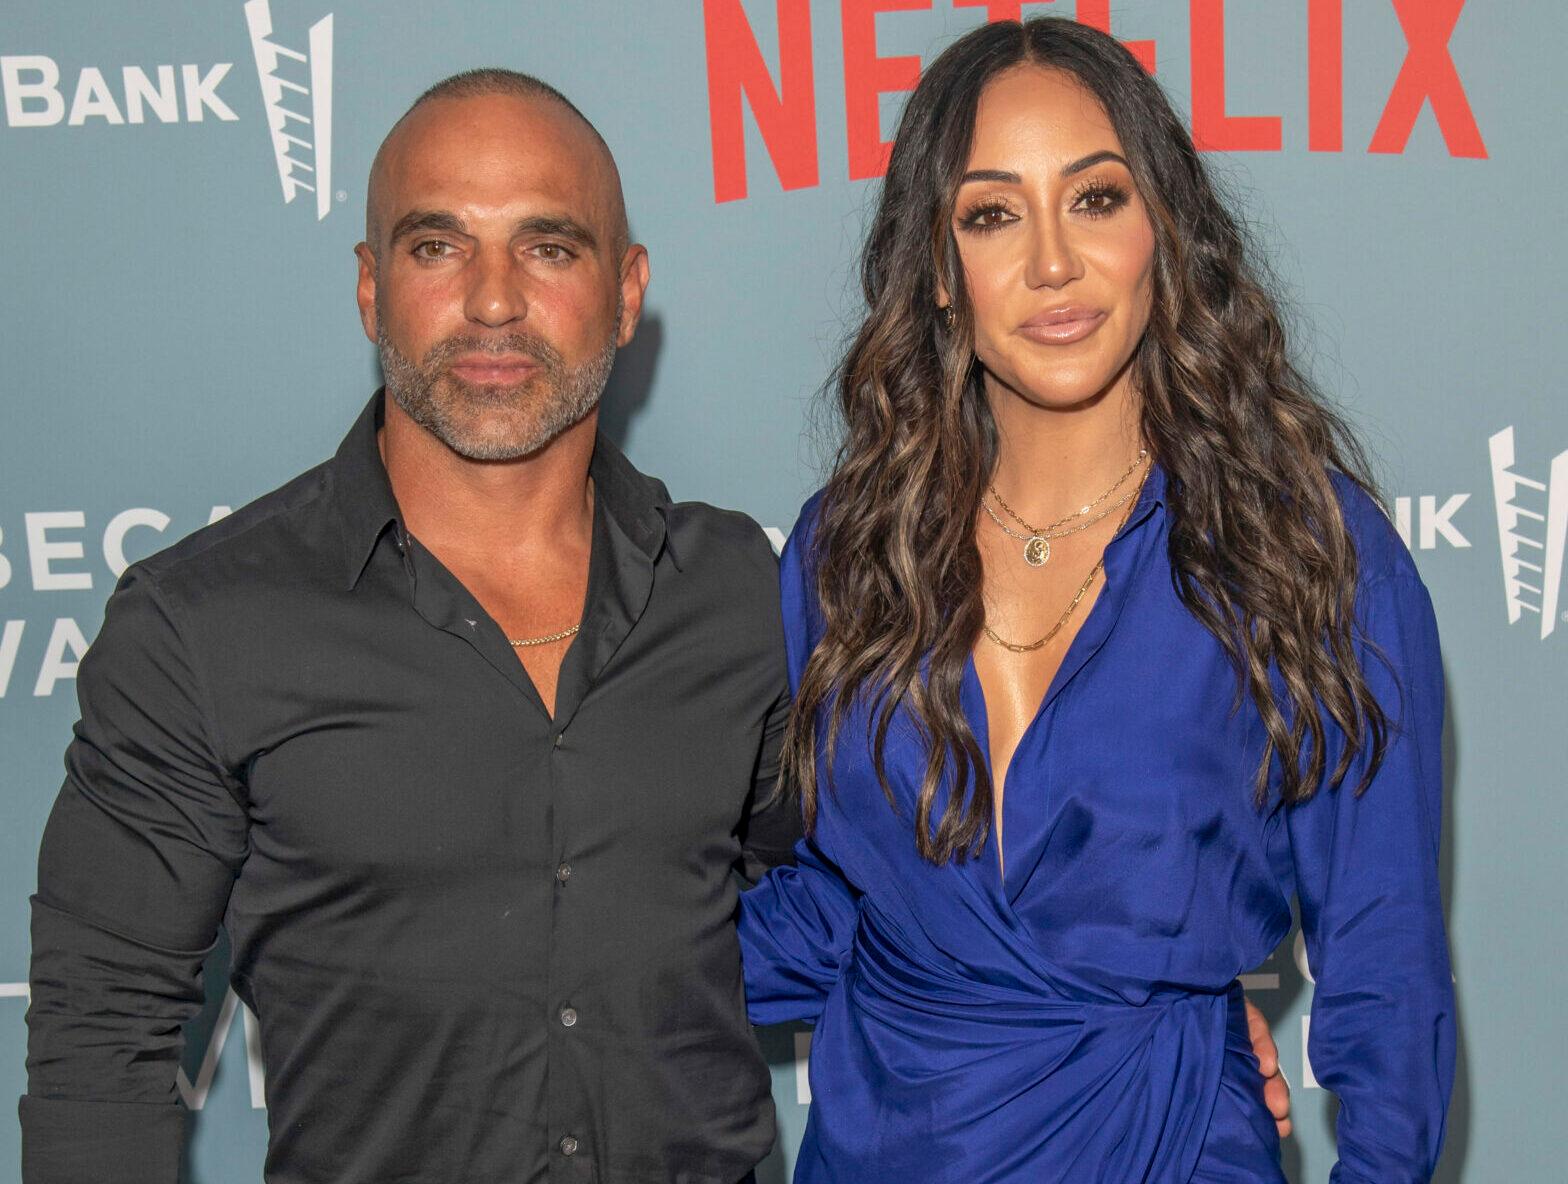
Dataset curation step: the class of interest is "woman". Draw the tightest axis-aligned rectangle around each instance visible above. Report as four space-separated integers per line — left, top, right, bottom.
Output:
739 16 1454 1184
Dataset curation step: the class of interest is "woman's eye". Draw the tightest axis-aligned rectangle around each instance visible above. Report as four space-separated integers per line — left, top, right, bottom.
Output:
1073 185 1130 217
960 204 1017 233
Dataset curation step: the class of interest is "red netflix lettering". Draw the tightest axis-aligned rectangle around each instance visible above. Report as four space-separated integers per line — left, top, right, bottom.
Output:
842 0 930 181
1367 0 1486 158
953 0 1026 19
1307 0 1342 152
1075 0 1156 73
703 0 1491 204
704 0 820 203
955 1 1156 73
1189 0 1281 152
951 0 1055 22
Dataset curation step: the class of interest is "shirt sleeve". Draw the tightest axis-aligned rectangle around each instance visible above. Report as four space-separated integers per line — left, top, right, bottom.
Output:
736 496 860 1024
736 683 804 882
21 565 249 1184
1284 571 1456 1183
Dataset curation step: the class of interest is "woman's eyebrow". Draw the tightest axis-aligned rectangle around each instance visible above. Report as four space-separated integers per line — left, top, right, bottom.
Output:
959 151 1130 187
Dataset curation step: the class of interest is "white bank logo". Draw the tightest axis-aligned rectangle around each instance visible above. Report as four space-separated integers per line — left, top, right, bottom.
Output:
1394 427 1568 644
1489 427 1568 640
0 1 335 221
244 0 335 220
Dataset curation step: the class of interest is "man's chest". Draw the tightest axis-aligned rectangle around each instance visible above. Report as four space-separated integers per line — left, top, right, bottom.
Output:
214 602 776 887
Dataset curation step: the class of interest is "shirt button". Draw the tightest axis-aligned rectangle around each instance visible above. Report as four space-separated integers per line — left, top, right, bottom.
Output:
556 863 572 884
559 1134 579 1156
554 732 564 748
560 1006 578 1028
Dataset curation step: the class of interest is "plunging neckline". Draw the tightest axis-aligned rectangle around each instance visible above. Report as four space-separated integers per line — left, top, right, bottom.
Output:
967 466 1162 894
968 538 1140 897
971 644 1066 887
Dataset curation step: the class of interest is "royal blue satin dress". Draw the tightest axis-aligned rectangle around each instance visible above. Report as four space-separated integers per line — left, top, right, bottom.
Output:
738 467 1454 1183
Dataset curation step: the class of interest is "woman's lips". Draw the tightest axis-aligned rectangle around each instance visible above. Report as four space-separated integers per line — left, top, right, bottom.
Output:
1017 308 1107 345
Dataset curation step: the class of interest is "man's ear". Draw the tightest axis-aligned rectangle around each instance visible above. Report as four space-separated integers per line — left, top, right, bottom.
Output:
616 244 651 348
354 243 379 345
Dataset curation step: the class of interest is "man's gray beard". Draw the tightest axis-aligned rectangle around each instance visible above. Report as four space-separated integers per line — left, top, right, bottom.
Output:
378 320 617 462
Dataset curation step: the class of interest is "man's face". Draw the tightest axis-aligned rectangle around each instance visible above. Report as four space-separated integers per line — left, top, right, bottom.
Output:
355 93 646 460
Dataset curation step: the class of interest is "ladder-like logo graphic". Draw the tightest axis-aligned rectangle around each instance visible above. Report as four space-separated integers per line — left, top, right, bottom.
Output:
244 0 334 220
1489 427 1568 640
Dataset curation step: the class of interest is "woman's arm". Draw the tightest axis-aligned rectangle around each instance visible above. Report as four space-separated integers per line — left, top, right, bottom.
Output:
738 835 859 1024
1284 570 1456 1183
736 495 860 1023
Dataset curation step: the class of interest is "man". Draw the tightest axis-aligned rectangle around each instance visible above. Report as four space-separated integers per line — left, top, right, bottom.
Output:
21 70 1287 1183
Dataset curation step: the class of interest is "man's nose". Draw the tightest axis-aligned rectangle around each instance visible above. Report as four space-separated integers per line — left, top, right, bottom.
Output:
463 247 527 328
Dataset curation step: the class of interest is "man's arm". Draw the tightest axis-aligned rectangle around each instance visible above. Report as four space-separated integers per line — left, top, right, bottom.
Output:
736 685 802 883
21 566 248 1184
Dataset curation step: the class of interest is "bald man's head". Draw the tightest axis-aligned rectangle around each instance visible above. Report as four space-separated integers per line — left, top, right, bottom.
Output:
364 68 628 256
351 69 650 464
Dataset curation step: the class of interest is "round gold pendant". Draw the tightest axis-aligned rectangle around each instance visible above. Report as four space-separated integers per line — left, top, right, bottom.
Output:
1023 536 1050 567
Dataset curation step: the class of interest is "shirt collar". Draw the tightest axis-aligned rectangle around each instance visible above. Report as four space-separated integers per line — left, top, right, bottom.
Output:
333 391 403 590
588 431 672 570
1107 456 1168 548
330 390 671 590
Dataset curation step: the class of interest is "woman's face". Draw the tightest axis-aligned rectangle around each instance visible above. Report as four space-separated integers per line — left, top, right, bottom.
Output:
949 65 1156 413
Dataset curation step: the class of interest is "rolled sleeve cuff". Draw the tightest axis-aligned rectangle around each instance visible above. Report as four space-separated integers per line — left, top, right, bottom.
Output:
20 1096 187 1184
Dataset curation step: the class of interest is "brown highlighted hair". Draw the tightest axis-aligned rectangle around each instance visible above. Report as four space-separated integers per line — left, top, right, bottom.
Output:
783 16 1388 864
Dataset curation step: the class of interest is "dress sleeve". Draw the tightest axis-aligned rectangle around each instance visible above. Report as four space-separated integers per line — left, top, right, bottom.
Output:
21 566 248 1184
737 497 860 1024
739 835 860 1025
1284 571 1456 1183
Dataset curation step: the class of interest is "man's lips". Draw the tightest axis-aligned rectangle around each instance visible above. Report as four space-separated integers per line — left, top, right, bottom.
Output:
447 355 541 384
1017 307 1107 345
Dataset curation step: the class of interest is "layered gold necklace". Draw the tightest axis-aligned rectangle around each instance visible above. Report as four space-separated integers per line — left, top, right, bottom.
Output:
981 448 1148 568
982 457 1150 654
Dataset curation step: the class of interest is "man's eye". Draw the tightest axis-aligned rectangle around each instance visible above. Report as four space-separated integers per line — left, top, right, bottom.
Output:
413 241 452 259
533 243 572 262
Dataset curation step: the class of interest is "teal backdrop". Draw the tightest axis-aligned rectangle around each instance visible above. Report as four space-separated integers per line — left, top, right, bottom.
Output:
2 2 1562 1180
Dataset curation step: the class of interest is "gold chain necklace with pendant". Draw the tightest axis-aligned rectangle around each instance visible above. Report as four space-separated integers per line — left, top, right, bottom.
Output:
982 448 1148 567
982 466 1148 654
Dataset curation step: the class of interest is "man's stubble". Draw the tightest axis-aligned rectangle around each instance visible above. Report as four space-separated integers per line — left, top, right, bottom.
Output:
377 298 620 462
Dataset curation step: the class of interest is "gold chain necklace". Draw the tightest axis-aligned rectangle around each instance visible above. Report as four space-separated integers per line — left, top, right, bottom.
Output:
983 449 1148 567
509 623 581 648
982 467 1148 653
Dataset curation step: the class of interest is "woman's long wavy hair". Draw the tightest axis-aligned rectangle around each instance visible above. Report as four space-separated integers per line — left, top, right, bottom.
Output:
783 16 1389 864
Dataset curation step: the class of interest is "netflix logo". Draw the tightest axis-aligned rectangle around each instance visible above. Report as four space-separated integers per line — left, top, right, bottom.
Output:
702 0 1487 203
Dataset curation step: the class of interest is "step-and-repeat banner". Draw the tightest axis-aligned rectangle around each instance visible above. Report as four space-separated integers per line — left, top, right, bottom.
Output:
1 2 1560 1180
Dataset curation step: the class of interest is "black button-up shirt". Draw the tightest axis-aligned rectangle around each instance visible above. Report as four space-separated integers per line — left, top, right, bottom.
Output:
21 394 799 1184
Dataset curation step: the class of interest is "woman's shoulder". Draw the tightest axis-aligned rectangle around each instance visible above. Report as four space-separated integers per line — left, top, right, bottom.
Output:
789 487 829 540
780 487 829 576
1328 471 1421 589
779 488 832 682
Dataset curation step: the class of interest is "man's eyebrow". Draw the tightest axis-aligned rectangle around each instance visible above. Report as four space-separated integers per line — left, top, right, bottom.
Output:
513 215 598 250
958 152 1131 187
388 209 467 243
